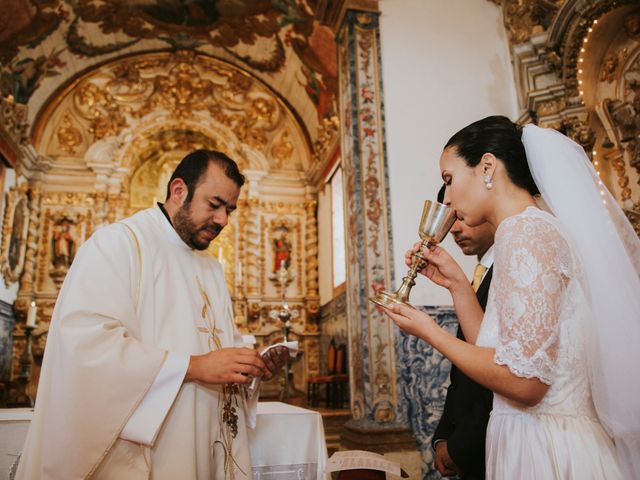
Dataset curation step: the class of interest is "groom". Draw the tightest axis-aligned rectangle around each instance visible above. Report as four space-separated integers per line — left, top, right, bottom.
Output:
431 186 495 479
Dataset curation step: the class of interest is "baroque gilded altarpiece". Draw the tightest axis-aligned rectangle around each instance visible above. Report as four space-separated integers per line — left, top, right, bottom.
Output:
6 50 328 396
494 0 640 234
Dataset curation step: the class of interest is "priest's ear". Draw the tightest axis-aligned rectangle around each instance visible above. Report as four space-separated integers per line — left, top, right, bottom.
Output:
167 177 189 205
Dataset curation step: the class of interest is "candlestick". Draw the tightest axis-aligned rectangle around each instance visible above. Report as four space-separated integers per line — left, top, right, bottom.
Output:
26 301 37 328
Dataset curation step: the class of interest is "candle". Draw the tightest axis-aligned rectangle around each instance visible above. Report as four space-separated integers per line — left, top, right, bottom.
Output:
217 246 223 263
26 301 37 328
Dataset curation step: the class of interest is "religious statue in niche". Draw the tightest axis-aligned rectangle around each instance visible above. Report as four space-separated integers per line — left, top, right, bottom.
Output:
272 226 292 273
49 213 85 287
51 218 76 269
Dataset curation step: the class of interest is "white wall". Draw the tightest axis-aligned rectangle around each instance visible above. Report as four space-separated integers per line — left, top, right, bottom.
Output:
379 0 519 305
0 168 19 304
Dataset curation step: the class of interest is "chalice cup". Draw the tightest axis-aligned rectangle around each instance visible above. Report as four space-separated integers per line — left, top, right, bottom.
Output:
370 200 457 309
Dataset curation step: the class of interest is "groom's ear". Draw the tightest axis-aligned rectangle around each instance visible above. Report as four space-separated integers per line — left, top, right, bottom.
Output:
480 153 497 177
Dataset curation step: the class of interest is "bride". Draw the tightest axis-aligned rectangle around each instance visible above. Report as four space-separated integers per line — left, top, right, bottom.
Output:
383 116 639 479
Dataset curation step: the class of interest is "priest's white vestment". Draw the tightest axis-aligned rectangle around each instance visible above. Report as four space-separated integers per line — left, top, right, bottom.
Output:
16 206 252 479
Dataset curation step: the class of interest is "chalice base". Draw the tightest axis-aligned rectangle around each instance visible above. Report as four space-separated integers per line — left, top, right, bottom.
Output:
369 290 414 309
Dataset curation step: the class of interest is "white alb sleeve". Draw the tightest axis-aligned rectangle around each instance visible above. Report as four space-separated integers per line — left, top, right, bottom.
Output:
120 351 189 445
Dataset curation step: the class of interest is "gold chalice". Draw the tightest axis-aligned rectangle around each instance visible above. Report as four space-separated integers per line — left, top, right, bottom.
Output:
370 200 457 308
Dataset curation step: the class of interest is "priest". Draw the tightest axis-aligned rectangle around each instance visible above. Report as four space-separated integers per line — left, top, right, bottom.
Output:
16 150 289 479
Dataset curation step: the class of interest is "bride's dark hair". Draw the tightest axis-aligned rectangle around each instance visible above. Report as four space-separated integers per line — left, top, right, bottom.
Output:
444 115 539 195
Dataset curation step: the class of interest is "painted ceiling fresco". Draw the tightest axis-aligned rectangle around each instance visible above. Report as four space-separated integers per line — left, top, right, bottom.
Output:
0 0 338 162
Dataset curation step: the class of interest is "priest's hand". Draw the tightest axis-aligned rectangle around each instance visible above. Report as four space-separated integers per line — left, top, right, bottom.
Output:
184 348 268 385
261 345 289 380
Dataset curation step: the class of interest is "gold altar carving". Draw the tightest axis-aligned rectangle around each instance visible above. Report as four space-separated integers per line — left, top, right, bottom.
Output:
501 1 640 236
4 48 323 396
499 0 561 44
35 51 310 177
17 184 41 296
0 95 29 147
313 115 340 164
600 49 628 84
56 111 83 154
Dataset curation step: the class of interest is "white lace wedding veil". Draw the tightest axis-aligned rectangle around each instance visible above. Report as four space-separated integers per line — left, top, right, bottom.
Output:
522 124 640 477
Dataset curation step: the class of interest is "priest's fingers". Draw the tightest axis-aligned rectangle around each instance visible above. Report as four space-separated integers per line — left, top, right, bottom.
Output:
234 348 268 375
231 372 255 385
261 351 277 380
262 346 289 378
185 348 267 384
234 362 264 380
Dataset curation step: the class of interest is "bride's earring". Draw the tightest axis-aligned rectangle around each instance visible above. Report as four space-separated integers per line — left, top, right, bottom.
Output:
483 175 493 190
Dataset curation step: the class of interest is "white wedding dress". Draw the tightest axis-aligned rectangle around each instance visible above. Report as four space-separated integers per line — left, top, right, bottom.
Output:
476 207 622 479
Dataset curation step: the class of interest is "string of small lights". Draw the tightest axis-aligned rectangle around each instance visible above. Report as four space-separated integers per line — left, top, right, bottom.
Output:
576 18 608 205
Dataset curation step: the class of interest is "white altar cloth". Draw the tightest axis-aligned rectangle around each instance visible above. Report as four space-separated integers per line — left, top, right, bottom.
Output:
249 402 329 480
1 403 328 480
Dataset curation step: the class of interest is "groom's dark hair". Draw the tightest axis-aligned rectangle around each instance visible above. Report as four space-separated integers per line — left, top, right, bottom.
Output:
444 115 539 196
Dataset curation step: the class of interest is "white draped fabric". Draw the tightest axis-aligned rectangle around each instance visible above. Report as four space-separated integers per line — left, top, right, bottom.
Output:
16 206 253 479
523 124 640 477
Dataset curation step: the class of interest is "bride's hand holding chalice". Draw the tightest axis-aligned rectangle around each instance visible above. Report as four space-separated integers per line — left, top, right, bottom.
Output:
369 200 457 309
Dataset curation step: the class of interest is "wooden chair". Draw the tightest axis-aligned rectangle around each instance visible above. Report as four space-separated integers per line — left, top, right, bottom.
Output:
307 338 336 407
328 343 348 408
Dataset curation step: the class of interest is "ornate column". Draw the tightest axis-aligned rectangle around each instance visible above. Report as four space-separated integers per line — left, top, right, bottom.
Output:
336 6 417 464
303 198 320 320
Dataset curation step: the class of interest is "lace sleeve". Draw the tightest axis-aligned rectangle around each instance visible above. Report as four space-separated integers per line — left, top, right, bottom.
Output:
492 213 572 385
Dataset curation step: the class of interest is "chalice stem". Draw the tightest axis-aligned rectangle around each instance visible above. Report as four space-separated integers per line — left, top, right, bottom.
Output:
410 239 431 273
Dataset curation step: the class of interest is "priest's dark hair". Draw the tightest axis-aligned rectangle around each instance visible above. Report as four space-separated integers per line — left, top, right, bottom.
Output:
166 149 245 202
444 115 539 195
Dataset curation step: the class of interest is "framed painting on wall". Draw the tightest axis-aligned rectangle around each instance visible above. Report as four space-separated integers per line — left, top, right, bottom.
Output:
0 183 30 286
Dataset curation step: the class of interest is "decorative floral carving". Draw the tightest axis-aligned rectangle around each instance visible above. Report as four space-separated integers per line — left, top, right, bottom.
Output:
500 0 560 44
624 203 640 237
600 49 628 84
56 111 83 154
561 117 595 155
606 56 640 177
623 10 640 41
536 98 566 118
39 51 308 172
313 114 339 164
270 131 294 168
0 95 29 146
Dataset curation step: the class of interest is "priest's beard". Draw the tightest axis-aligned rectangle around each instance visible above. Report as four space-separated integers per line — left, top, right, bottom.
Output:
173 200 222 250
